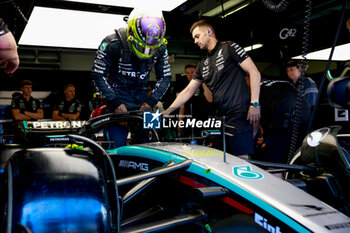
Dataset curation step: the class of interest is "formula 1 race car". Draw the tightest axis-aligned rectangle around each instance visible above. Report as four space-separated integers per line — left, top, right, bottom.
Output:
1 113 350 233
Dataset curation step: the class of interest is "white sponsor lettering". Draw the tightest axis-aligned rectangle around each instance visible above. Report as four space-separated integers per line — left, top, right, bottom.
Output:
140 73 147 79
216 57 224 63
237 48 245 55
94 64 105 70
119 70 137 78
93 68 104 74
97 51 106 56
28 121 86 129
254 213 282 233
49 137 70 142
96 54 105 59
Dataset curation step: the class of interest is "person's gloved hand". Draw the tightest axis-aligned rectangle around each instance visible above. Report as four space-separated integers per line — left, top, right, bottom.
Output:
247 105 260 124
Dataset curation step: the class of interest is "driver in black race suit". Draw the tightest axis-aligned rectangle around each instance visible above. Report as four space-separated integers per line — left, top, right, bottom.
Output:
91 8 171 147
163 20 261 158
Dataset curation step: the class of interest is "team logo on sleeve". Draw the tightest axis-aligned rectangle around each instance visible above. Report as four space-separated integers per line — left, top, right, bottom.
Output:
143 110 161 129
100 42 108 51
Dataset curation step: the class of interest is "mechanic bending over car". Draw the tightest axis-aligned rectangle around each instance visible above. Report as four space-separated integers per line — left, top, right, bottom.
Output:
11 80 44 121
91 8 171 148
0 18 19 74
163 20 261 159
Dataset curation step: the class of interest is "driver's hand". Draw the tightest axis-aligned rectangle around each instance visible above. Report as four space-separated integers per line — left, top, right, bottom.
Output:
115 104 128 114
114 104 128 127
139 102 152 112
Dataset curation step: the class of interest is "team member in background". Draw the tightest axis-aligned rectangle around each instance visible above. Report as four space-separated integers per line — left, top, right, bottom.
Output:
163 20 261 158
256 79 310 164
11 80 44 120
0 18 19 74
52 83 82 121
346 17 350 33
88 90 106 115
286 60 318 109
178 63 213 138
91 8 171 147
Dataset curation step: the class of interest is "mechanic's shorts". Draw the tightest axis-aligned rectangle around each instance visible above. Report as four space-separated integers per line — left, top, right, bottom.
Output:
224 118 254 156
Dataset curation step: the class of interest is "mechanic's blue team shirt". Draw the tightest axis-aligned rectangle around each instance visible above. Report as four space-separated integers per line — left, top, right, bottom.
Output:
293 77 318 108
11 95 42 114
0 18 9 36
91 27 172 110
194 41 251 116
53 99 82 115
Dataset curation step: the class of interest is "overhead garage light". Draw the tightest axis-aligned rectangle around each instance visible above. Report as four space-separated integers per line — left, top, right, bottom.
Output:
292 43 350 61
63 0 187 12
19 7 128 49
203 0 250 17
244 43 263 52
220 2 251 18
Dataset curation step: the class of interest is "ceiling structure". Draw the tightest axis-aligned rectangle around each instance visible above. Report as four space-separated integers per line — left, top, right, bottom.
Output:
1 0 350 68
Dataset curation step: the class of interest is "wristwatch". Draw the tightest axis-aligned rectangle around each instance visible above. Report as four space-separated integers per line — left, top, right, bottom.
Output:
250 102 260 107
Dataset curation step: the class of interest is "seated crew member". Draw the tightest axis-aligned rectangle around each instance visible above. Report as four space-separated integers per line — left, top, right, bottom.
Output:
11 80 44 120
52 84 82 121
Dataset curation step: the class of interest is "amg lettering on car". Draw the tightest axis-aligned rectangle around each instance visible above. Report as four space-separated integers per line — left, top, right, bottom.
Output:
255 212 282 233
119 160 149 171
